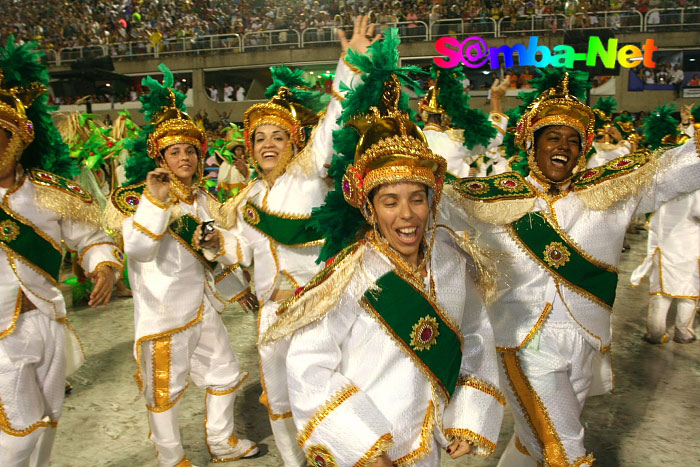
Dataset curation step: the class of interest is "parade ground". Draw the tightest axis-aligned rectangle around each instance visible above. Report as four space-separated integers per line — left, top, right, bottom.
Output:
52 230 700 466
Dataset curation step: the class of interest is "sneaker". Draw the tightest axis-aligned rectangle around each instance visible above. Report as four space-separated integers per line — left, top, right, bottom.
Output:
210 435 259 463
643 332 669 344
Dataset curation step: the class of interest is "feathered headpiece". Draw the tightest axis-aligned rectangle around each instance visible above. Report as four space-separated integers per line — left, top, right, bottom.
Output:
341 75 446 215
643 104 682 149
124 64 201 185
0 36 75 178
309 28 427 262
243 65 327 156
429 64 496 150
503 67 591 176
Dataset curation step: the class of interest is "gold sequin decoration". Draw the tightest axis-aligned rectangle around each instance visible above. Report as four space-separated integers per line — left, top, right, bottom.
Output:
542 241 571 269
443 427 497 456
409 315 440 351
0 219 20 242
297 385 359 449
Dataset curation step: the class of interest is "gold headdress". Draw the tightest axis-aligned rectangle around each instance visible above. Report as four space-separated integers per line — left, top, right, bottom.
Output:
243 86 319 156
341 75 447 218
420 84 444 115
0 69 46 171
145 90 205 159
514 72 595 184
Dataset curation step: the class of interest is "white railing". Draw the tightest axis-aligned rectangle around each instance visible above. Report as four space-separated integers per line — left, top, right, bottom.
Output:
241 29 300 51
431 18 498 38
498 14 567 35
41 9 700 65
645 7 700 31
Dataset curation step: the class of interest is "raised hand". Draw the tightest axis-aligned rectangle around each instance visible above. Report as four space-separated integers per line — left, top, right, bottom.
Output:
338 15 380 55
146 167 171 202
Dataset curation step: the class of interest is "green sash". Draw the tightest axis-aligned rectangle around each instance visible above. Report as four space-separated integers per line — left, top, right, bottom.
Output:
362 271 462 399
510 212 618 308
0 204 62 282
169 214 217 271
242 202 323 246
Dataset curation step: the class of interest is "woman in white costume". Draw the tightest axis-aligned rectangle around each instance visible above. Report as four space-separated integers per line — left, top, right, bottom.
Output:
0 39 122 467
105 69 256 467
440 73 700 466
198 17 374 466
262 75 503 467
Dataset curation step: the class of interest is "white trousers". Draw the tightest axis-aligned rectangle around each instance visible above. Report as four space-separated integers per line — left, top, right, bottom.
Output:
139 303 247 466
497 321 596 467
0 311 65 467
647 295 697 340
258 301 306 466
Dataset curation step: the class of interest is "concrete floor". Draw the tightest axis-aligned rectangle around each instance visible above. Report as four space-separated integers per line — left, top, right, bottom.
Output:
52 230 700 466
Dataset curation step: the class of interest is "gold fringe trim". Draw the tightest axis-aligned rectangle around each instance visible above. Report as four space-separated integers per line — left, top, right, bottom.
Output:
202 188 228 227
574 148 667 211
261 242 367 344
457 375 506 406
572 453 596 466
206 372 249 396
286 120 321 178
438 224 498 303
102 198 129 232
354 433 394 467
220 181 258 230
394 401 435 466
443 183 536 226
296 384 360 449
443 428 497 456
34 182 100 226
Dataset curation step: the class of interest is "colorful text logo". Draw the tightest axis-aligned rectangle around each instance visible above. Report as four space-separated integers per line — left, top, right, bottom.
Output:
434 36 658 69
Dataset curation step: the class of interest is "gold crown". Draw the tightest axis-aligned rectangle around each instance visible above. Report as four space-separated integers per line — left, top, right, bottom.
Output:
243 87 319 155
515 73 595 156
146 90 205 159
0 69 46 148
341 75 446 212
420 84 444 115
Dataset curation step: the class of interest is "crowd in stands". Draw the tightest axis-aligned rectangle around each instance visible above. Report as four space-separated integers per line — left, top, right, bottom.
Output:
2 0 700 51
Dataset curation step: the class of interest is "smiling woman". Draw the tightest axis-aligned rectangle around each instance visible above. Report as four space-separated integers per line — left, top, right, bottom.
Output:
263 73 503 467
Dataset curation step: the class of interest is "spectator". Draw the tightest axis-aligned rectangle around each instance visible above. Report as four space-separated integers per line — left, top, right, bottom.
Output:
209 84 218 102
223 83 234 102
671 63 685 98
519 66 534 88
235 84 245 101
688 74 700 86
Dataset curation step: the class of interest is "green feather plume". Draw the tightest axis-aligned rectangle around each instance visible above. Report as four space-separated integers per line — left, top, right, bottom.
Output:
310 29 425 263
692 105 700 123
592 96 617 129
0 36 76 178
432 64 496 150
643 104 678 150
264 65 330 114
125 64 187 185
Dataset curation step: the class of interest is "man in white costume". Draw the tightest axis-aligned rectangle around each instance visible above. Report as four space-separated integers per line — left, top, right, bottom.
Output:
104 67 256 467
0 39 123 467
198 17 374 466
441 73 700 466
631 111 700 344
264 74 503 467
